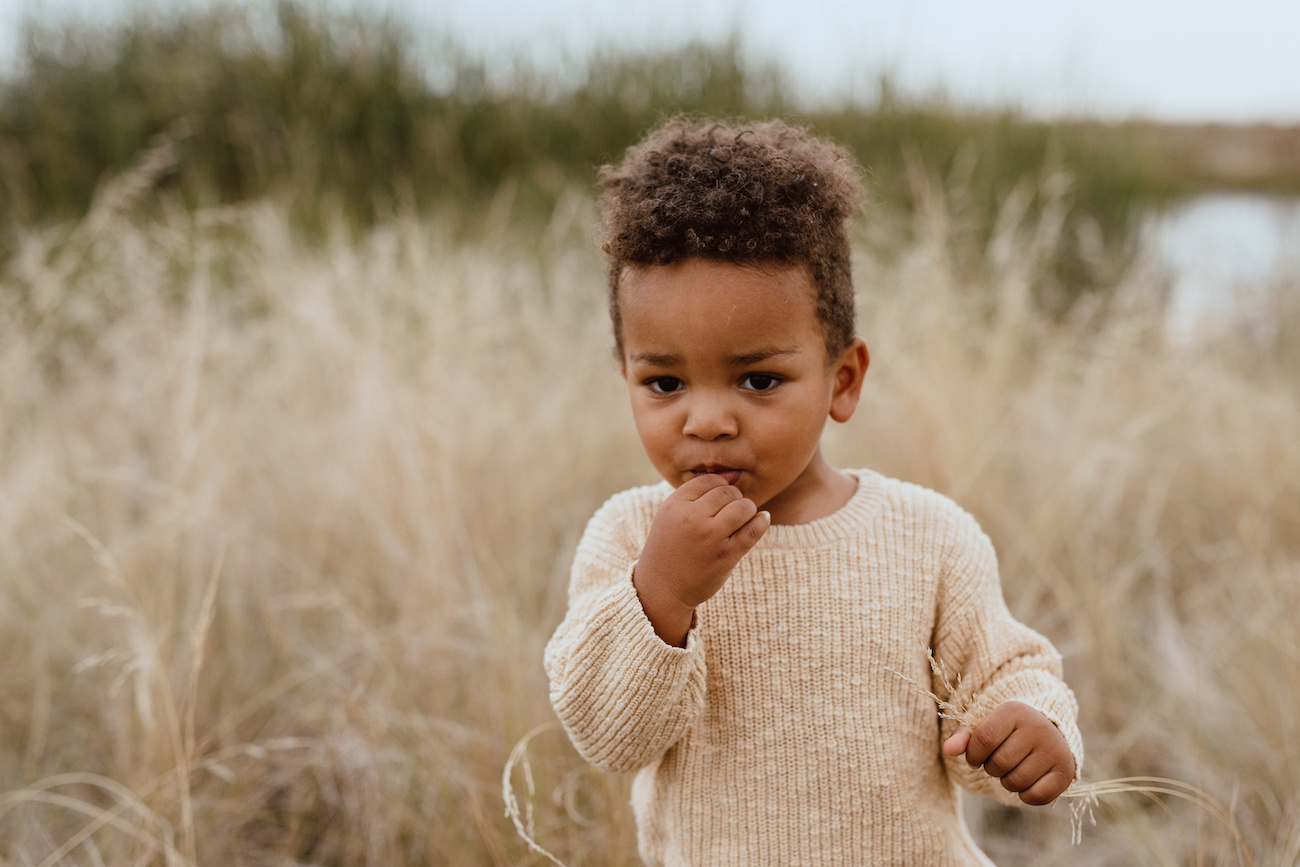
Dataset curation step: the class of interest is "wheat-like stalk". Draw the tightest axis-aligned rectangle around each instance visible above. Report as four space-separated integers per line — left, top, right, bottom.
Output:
2 164 1296 862
502 723 570 867
1060 778 1255 865
886 648 981 728
889 662 1257 865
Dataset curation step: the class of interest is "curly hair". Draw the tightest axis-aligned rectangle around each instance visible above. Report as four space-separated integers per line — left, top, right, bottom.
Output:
598 117 863 358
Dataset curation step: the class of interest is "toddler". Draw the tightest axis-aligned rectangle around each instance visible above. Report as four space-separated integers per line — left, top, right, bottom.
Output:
544 118 1082 866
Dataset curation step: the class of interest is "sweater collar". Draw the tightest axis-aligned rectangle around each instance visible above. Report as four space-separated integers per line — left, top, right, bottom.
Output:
750 468 884 550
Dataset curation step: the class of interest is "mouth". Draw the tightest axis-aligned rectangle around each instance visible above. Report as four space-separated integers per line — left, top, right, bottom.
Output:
690 466 743 486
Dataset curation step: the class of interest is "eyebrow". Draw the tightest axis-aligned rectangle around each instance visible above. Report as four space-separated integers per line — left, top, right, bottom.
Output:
629 346 799 367
628 352 680 367
727 346 798 366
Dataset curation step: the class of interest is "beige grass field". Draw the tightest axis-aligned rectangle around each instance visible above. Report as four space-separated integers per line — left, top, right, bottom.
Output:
1 167 1298 865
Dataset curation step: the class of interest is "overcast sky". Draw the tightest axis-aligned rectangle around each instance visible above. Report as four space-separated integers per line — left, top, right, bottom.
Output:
2 0 1299 122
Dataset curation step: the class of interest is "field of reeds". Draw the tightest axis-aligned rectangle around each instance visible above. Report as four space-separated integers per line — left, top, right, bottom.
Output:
0 0 1159 309
1 137 1298 864
3 3 1300 866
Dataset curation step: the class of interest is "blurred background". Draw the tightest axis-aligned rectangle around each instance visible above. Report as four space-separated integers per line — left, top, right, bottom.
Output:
2 0 1299 313
0 1 1297 865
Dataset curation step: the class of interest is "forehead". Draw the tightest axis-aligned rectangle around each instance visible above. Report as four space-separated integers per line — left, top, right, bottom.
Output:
619 259 822 355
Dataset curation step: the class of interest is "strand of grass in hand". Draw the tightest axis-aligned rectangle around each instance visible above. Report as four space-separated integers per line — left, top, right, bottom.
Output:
890 655 1255 865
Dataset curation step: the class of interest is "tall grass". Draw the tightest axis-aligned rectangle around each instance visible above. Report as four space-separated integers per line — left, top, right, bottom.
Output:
1 160 1298 864
1 0 1158 299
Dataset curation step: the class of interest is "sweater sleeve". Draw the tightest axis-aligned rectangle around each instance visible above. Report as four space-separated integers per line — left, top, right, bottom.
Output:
930 510 1084 807
543 492 708 774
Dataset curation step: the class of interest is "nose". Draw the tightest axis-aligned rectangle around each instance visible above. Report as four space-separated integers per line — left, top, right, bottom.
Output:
681 391 738 440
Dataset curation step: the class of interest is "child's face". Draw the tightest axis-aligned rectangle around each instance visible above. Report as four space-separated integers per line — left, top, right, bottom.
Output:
619 258 867 524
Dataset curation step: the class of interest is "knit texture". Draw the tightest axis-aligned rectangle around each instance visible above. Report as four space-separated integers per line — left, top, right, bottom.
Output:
545 469 1083 866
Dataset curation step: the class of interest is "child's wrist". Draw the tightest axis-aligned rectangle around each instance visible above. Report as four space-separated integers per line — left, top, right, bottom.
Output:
632 564 696 647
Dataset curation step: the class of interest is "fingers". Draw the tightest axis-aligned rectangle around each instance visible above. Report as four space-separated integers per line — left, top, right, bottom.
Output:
991 740 1053 791
678 472 734 500
731 509 770 549
712 494 769 553
942 726 972 757
637 475 768 627
1018 767 1076 806
651 475 767 578
695 481 747 516
967 722 1034 773
957 702 1076 806
679 476 766 542
962 709 1018 768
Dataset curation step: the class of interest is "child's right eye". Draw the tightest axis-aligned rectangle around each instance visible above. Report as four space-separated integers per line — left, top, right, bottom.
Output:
646 377 683 394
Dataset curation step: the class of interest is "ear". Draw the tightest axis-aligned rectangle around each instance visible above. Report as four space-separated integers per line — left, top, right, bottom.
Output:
828 338 869 424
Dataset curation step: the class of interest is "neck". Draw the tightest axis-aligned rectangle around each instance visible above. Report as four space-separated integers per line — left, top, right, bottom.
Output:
764 453 857 525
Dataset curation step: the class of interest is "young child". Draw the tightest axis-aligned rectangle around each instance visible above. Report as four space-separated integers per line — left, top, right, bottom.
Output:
544 118 1083 865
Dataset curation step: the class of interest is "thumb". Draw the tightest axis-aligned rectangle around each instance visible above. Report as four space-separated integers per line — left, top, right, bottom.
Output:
943 725 972 757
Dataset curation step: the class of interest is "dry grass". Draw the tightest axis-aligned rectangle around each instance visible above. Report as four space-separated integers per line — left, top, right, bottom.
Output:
1 169 1298 865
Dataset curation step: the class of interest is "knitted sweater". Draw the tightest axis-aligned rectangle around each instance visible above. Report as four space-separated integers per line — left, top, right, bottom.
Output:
544 469 1083 866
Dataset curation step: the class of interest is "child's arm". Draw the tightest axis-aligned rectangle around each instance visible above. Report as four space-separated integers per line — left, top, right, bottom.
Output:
631 474 770 646
930 506 1084 807
544 478 767 773
941 700 1076 805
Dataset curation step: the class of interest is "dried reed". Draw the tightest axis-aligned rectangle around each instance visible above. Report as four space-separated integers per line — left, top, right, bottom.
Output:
1 163 1296 863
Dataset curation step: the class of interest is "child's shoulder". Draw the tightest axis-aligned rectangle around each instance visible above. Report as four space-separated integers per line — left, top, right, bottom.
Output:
586 480 673 532
860 469 991 544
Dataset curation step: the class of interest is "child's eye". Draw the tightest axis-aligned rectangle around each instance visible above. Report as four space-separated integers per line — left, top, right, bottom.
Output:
646 377 683 395
741 373 780 392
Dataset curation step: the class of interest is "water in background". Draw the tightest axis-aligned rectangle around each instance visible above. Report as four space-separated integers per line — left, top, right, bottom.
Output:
1146 193 1300 332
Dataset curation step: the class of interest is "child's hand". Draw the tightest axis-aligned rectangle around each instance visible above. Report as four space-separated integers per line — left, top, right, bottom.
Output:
632 474 771 646
942 700 1076 805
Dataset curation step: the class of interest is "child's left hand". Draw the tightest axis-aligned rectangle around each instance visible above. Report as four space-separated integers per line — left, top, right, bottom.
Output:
942 700 1076 805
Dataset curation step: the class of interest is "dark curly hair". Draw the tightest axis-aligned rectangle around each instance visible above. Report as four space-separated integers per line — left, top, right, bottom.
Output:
598 117 863 359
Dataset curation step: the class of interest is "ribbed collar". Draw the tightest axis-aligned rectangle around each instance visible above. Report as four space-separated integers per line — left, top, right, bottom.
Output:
751 468 885 551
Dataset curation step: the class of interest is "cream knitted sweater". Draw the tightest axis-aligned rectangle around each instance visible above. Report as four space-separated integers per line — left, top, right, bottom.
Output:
545 469 1083 866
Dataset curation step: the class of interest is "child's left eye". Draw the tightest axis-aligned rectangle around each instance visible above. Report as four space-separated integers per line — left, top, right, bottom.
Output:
741 374 780 392
646 376 684 394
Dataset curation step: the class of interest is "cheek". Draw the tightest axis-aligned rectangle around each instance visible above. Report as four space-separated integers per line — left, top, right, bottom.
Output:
759 400 828 453
630 405 676 454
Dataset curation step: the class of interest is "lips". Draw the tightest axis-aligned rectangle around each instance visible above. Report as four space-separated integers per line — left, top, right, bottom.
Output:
690 466 743 486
